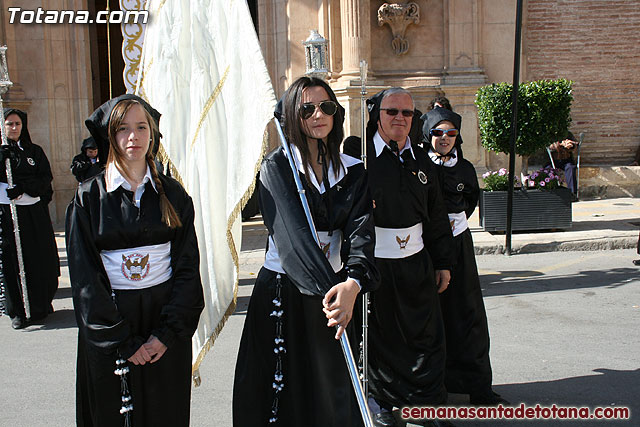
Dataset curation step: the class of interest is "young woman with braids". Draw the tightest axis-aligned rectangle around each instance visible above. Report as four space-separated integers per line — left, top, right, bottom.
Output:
66 95 204 426
233 76 379 426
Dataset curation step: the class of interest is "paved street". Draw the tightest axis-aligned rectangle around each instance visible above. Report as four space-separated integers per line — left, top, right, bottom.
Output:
1 220 639 426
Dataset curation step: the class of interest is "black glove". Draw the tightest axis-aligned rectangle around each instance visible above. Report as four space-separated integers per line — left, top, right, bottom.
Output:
6 183 23 200
0 143 19 162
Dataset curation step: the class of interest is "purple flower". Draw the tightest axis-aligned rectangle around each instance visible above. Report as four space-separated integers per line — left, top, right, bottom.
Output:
529 181 535 187
540 181 546 187
498 168 507 176
531 172 538 179
482 172 490 178
545 177 550 182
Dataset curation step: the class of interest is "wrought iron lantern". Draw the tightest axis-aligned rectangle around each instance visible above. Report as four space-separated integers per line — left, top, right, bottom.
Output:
303 30 329 79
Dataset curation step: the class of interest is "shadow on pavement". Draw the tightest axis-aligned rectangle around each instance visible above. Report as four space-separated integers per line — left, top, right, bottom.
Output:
480 267 638 297
396 368 637 426
24 308 77 330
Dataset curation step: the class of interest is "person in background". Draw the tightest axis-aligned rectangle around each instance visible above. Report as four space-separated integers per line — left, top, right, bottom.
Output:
423 106 508 406
548 131 579 195
1 108 59 329
70 136 103 183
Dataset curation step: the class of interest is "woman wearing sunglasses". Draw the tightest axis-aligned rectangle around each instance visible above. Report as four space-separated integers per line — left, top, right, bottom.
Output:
422 107 507 405
233 76 379 426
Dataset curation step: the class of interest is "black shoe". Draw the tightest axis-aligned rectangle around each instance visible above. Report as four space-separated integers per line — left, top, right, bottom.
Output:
470 390 510 405
633 259 640 266
373 410 397 427
11 316 27 329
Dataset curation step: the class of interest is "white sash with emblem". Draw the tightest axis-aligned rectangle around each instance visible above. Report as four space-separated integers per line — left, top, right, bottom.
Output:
100 242 172 290
374 223 424 259
448 211 468 237
264 230 343 274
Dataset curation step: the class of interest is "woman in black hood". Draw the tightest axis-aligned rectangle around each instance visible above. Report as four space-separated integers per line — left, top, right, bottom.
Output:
423 107 507 405
66 94 204 427
0 108 60 329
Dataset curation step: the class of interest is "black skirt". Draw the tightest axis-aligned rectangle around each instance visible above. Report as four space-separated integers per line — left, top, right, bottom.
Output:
76 280 193 427
439 229 492 394
233 267 364 427
368 249 447 407
1 201 59 319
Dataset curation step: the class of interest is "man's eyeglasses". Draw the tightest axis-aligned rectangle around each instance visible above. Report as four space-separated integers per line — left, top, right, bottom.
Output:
300 101 338 120
430 128 459 137
380 108 414 118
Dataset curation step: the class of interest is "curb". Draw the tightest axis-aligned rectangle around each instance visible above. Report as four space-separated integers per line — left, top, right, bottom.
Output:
474 236 637 255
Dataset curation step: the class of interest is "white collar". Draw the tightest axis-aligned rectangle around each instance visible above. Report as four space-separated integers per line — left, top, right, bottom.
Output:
373 131 414 160
105 162 157 193
288 143 361 194
428 146 458 167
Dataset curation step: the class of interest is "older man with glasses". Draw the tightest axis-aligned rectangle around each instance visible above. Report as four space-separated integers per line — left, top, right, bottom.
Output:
344 87 455 427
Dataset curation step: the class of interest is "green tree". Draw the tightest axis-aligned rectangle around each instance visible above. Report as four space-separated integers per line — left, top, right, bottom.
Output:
475 79 573 156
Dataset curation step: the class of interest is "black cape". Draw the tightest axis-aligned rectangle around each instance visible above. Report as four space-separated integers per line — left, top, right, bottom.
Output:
233 147 379 426
343 134 454 407
1 108 59 320
65 171 204 427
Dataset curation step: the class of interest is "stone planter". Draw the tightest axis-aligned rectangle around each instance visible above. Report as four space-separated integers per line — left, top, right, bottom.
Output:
479 188 573 232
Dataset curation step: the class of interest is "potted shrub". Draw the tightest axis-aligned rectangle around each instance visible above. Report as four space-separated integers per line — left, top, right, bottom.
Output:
478 167 573 232
475 79 574 232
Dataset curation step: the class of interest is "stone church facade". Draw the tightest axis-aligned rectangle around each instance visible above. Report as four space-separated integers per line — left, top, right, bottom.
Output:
1 0 639 221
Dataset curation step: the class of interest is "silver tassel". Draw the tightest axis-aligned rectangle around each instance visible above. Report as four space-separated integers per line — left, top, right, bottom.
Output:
111 291 133 426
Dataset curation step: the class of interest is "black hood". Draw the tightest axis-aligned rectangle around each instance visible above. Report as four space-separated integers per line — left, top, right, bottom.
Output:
421 106 463 155
3 108 33 147
81 136 97 152
365 89 423 144
85 94 161 160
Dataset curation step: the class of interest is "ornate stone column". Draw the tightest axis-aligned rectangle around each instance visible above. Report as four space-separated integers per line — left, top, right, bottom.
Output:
339 0 370 76
443 0 486 84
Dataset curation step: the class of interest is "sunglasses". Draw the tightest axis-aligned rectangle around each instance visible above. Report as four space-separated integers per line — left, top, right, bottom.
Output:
380 108 414 118
300 101 338 119
430 128 459 137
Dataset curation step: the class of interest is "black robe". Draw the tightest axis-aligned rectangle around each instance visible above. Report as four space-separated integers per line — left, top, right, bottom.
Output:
233 147 379 426
0 138 59 320
429 152 494 395
65 171 204 427
343 136 454 408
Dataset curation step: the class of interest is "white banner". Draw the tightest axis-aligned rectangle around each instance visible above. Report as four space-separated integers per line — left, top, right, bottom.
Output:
136 0 276 382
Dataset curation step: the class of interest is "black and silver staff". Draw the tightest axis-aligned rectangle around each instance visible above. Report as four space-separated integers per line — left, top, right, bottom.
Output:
358 59 370 398
274 117 374 427
0 45 29 319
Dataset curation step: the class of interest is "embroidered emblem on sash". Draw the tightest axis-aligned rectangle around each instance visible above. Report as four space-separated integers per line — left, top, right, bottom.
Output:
396 234 410 249
27 157 35 166
320 241 331 259
418 171 428 184
121 253 150 281
450 219 455 231
457 183 464 191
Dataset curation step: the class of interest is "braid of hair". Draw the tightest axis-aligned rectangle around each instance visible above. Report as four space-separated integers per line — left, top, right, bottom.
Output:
147 157 182 228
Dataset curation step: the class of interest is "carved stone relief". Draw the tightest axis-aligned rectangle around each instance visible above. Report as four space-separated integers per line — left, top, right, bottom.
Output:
377 2 420 56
